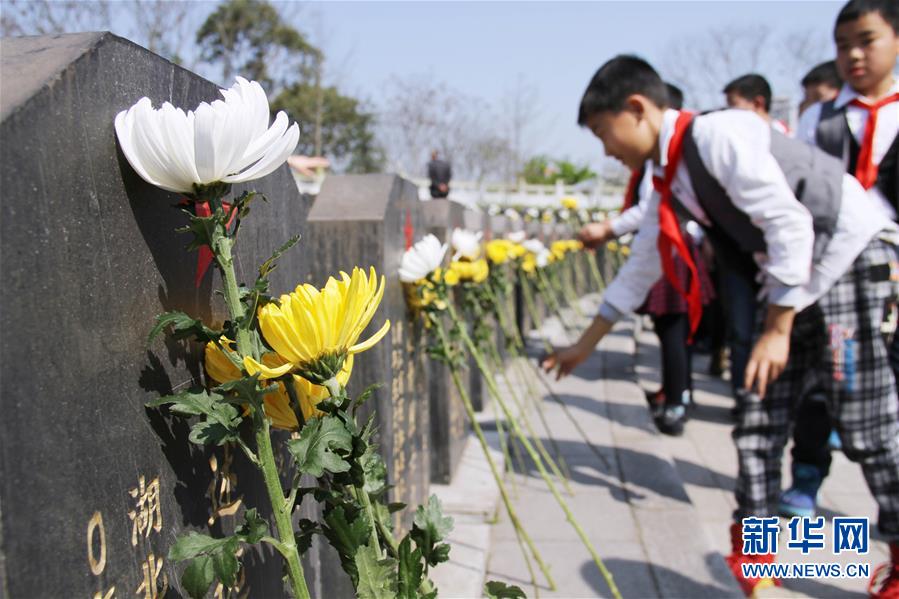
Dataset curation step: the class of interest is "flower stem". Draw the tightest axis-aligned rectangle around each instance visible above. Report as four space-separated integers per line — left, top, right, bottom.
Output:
214 235 255 359
214 229 309 599
446 301 621 599
433 317 556 590
520 274 554 355
254 413 312 599
323 378 383 557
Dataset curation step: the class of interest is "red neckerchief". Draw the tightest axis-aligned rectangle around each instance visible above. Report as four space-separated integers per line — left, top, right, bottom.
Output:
849 93 899 190
653 110 702 339
622 168 643 210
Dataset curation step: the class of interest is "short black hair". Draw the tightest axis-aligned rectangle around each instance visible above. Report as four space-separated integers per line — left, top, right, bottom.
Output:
801 61 842 89
665 83 684 110
836 0 899 34
577 55 669 126
723 73 773 112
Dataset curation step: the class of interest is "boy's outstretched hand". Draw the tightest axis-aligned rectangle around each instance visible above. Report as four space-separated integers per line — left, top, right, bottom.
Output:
541 344 591 380
578 221 614 249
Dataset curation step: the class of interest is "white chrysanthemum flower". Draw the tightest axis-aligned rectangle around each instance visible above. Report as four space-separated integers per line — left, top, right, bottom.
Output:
558 209 571 220
487 204 502 216
526 207 541 218
506 230 527 243
451 228 483 260
115 77 299 195
522 239 546 255
504 208 521 220
578 209 590 222
536 249 551 268
399 234 447 283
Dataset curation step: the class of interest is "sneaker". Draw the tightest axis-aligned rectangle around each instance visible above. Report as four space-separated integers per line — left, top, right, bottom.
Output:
869 541 899 599
828 429 842 451
778 462 824 518
724 522 780 596
644 388 665 409
654 403 687 436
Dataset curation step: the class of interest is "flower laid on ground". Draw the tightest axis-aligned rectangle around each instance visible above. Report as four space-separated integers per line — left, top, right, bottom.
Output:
561 196 579 210
246 267 389 384
115 77 299 196
399 234 447 283
451 228 483 261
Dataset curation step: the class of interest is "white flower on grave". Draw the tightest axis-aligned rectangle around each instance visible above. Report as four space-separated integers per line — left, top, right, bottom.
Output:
558 208 571 221
578 209 590 222
522 239 546 255
487 204 502 216
399 234 447 283
504 208 521 221
451 228 483 261
506 230 527 243
115 77 299 196
526 207 541 219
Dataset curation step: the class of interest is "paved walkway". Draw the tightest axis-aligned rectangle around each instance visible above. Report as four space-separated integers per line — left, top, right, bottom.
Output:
474 294 890 599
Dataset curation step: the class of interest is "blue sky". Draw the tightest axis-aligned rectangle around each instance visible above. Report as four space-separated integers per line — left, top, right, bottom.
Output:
297 1 844 171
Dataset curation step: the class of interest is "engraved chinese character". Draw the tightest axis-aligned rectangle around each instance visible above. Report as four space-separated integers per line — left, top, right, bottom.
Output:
128 476 162 546
208 446 242 526
135 553 167 599
87 511 116 598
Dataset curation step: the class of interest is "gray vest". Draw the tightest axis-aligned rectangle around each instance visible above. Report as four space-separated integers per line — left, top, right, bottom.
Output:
680 120 843 277
816 100 899 211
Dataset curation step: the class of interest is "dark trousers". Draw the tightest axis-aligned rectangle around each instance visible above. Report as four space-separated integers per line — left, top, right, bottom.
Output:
652 312 692 406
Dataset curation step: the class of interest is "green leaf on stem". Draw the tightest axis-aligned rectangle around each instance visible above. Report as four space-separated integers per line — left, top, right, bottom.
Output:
181 555 215 599
235 508 268 544
361 446 388 496
396 537 425 599
295 519 320 555
288 416 353 477
169 532 237 562
148 389 242 446
178 211 221 252
322 505 370 583
354 544 398 599
148 311 220 344
352 382 382 414
214 375 266 410
411 495 454 568
258 234 301 281
484 580 527 598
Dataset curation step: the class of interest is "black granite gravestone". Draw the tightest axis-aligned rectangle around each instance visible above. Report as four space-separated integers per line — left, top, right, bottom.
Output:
0 32 341 598
420 200 469 484
303 175 430 529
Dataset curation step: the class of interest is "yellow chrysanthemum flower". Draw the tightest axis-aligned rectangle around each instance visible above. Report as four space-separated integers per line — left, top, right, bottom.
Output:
521 254 537 274
607 241 619 252
245 266 390 384
620 245 631 257
510 243 527 259
541 211 553 223
486 239 514 265
561 196 579 210
448 259 489 284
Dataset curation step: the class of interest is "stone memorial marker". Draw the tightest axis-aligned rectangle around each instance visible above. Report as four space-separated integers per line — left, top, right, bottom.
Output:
461 208 486 411
302 174 430 526
0 31 360 598
420 200 469 483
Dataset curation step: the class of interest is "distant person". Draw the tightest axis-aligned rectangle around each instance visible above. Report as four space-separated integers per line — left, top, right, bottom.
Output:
427 150 452 199
723 73 791 135
799 60 842 115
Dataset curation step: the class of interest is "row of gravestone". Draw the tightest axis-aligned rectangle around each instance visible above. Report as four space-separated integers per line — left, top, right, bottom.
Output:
0 32 589 598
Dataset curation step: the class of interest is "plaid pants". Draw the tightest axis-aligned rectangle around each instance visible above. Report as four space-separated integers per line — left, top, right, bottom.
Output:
733 237 899 539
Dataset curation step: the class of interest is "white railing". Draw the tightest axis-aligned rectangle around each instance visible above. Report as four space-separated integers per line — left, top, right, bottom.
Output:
292 171 627 211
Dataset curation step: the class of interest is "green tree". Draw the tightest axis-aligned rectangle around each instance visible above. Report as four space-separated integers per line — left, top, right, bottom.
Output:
273 84 384 173
196 0 320 90
520 155 595 185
